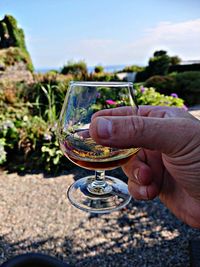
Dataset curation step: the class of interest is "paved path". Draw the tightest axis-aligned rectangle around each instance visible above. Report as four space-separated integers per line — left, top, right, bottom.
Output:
189 105 200 120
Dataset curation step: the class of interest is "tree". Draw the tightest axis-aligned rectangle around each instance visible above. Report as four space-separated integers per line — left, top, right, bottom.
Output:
147 50 171 76
135 50 182 82
170 56 181 66
61 60 88 79
94 65 104 73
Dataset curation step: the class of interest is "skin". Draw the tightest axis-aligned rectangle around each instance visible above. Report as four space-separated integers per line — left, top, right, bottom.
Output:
89 105 200 228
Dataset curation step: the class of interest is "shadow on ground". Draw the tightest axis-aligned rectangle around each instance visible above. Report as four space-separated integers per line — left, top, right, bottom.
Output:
1 196 200 267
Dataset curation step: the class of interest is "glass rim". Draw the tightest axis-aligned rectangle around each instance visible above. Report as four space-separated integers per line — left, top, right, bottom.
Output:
70 81 133 87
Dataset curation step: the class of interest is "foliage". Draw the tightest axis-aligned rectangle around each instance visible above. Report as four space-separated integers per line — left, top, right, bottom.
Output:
145 75 176 95
0 76 73 173
94 65 104 73
135 50 181 82
61 60 88 79
0 116 18 164
119 65 144 73
0 101 70 173
173 71 200 106
23 74 71 121
2 15 26 50
0 47 33 71
89 72 120 82
135 84 185 108
0 46 196 174
0 138 7 164
0 15 33 72
135 69 150 83
170 56 181 66
147 50 171 76
144 71 200 106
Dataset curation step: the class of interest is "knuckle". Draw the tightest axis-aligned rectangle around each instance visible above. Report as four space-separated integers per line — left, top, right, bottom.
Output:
129 116 145 138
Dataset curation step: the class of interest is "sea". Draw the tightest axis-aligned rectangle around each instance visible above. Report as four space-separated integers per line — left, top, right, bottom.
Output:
35 64 126 74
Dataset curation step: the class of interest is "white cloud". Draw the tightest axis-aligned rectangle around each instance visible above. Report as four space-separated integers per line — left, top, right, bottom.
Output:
140 18 200 60
62 18 200 67
31 18 200 68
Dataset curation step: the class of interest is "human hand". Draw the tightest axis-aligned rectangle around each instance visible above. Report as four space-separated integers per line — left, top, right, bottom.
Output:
89 106 200 228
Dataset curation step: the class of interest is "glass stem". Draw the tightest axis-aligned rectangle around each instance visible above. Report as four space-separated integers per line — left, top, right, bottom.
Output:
94 170 106 185
87 170 112 195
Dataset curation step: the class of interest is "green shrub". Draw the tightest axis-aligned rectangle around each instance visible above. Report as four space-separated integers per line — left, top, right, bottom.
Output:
0 66 188 174
147 50 171 76
89 72 120 82
0 78 73 173
23 76 70 121
170 56 181 66
174 71 200 106
0 138 7 164
135 50 181 82
0 116 18 164
144 71 200 106
0 105 70 173
61 60 88 79
144 75 176 95
0 47 33 72
0 15 34 72
135 70 150 82
94 65 104 73
119 65 144 73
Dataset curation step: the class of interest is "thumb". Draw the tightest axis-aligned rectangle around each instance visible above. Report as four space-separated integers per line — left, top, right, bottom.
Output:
89 115 196 155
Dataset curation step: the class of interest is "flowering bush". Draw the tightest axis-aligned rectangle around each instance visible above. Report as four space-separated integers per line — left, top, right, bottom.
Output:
135 84 185 108
0 95 68 172
144 72 200 106
0 77 186 174
0 138 6 164
0 117 19 164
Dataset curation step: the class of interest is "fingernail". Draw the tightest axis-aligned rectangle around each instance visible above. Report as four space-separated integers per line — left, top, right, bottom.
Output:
133 168 140 182
97 118 112 138
139 186 148 199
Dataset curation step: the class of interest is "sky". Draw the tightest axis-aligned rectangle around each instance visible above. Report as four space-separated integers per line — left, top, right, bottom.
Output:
0 0 200 70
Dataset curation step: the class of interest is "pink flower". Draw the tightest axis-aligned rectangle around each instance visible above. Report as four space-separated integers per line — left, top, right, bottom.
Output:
106 99 117 105
171 93 178 98
140 86 145 93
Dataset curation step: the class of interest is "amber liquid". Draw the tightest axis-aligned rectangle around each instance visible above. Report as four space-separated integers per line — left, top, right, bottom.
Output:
60 131 139 170
67 153 136 170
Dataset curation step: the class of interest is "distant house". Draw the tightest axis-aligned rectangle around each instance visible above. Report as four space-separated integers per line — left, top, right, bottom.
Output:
169 60 200 73
116 72 136 82
180 60 200 65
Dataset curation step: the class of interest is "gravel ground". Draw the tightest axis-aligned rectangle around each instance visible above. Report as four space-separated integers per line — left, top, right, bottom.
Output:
0 108 200 267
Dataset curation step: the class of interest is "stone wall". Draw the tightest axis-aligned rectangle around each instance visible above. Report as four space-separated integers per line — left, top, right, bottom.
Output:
0 61 33 83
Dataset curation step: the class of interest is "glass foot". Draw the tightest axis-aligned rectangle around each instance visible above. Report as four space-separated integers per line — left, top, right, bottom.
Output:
67 175 132 213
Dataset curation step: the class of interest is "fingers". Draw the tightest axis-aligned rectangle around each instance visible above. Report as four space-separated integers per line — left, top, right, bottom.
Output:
140 105 194 120
137 105 189 118
92 105 190 120
92 106 136 120
128 179 160 200
77 129 90 139
122 156 153 186
89 114 196 155
124 156 160 200
122 153 161 200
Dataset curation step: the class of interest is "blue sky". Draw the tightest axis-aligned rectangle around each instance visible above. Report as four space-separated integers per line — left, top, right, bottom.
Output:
0 0 200 69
